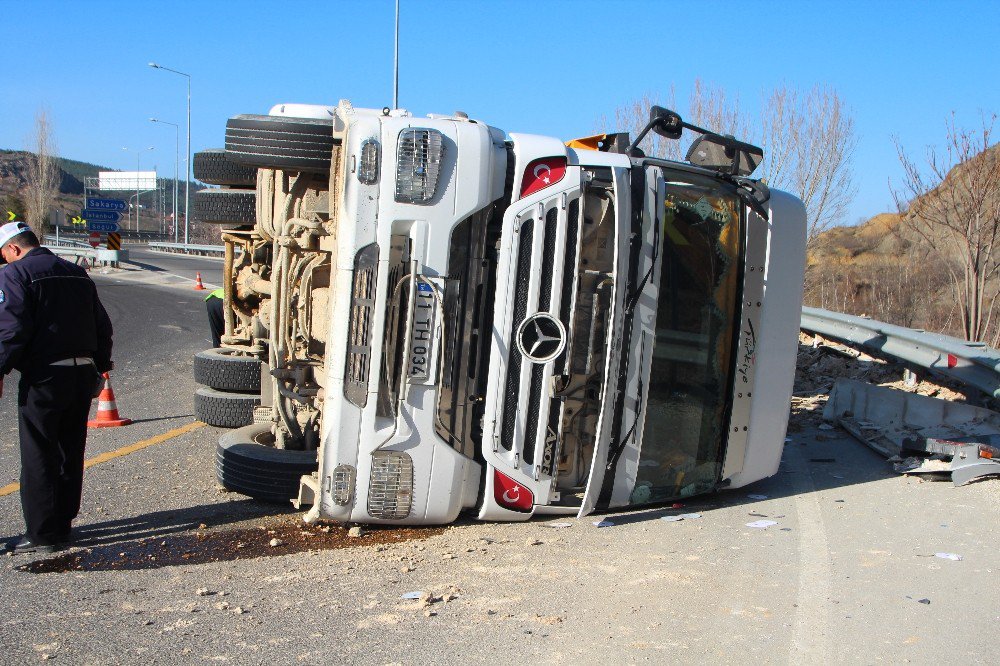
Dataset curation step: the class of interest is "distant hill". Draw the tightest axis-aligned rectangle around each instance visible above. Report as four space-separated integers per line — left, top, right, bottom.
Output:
0 149 194 215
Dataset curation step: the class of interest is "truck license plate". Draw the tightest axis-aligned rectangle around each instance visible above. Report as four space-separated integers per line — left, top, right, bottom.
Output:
408 277 436 383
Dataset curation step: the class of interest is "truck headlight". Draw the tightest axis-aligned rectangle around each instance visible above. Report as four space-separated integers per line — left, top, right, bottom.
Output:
367 451 414 520
395 128 444 204
358 139 379 185
332 465 356 505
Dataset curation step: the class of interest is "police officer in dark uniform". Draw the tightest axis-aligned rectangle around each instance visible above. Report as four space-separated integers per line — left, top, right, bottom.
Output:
0 221 113 554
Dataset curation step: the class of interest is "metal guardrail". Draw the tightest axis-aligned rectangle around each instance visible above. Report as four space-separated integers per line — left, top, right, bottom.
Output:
147 242 224 256
800 306 1000 398
44 234 92 248
47 245 97 259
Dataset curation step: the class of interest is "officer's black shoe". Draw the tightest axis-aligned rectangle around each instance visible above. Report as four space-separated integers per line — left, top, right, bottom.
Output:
8 537 66 555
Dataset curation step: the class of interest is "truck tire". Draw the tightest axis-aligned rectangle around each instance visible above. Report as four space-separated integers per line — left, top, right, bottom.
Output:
193 149 257 187
194 386 259 428
225 114 337 173
216 424 318 503
193 348 261 392
193 188 256 224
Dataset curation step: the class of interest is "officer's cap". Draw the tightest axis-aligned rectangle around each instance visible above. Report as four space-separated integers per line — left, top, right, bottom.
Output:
0 221 32 264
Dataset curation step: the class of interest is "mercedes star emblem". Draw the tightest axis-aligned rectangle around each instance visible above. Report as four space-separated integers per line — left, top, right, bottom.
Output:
517 313 566 363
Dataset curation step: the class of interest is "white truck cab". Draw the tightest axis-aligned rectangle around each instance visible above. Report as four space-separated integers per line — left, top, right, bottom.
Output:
201 102 805 526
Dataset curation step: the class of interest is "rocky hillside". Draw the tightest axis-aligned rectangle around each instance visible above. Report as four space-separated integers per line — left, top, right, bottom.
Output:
806 143 1000 340
0 149 191 218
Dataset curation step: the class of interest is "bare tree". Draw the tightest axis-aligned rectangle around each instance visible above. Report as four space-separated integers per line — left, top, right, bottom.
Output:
23 109 60 236
602 83 857 244
892 113 1000 341
597 90 679 160
686 78 750 151
760 85 857 243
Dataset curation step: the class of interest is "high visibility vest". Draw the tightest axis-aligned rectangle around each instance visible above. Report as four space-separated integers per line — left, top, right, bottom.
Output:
205 288 224 301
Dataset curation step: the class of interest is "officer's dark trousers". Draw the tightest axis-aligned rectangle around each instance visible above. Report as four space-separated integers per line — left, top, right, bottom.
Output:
17 365 95 545
206 296 224 348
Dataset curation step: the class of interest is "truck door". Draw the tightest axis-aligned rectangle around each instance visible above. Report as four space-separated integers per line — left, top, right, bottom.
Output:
581 165 663 514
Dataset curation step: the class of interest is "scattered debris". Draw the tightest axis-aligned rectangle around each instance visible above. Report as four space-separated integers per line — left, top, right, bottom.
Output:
348 526 364 538
401 591 422 600
592 520 614 528
543 522 573 529
746 520 778 529
934 552 963 561
195 587 211 596
818 424 834 431
268 538 284 548
918 598 931 605
747 494 768 500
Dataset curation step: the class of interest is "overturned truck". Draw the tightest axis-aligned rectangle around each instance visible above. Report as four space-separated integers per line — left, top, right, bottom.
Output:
190 102 806 525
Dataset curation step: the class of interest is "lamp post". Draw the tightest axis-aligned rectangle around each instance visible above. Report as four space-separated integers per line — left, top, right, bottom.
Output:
122 146 154 231
148 62 190 247
150 118 179 242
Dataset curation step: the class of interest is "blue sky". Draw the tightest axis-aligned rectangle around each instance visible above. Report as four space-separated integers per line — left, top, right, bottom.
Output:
2 0 997 226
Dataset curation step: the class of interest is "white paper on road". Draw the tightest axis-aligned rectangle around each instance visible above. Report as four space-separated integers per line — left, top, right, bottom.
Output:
746 520 778 528
934 552 963 561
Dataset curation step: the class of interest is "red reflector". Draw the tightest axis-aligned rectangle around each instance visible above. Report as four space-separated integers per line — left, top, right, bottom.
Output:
947 354 958 368
520 157 566 198
493 470 533 512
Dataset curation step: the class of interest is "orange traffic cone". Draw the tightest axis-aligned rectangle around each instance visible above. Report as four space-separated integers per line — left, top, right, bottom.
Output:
88 373 133 428
193 272 206 290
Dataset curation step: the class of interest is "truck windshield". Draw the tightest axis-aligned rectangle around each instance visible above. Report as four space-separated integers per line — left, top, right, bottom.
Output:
633 172 743 504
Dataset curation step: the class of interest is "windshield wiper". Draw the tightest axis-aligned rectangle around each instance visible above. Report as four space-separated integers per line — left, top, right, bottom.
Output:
624 190 660 315
605 332 647 471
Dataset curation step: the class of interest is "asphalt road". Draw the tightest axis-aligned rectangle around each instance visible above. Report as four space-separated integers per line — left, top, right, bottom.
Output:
0 260 997 664
125 246 224 290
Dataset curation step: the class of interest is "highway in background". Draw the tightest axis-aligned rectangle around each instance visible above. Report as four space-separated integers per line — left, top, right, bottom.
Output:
125 245 225 288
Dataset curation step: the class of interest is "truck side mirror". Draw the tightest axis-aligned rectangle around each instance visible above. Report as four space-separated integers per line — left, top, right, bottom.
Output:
649 106 683 141
686 133 763 177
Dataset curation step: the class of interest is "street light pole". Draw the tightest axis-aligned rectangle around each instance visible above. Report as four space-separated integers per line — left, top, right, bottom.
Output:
149 62 191 247
122 146 153 231
150 118 179 242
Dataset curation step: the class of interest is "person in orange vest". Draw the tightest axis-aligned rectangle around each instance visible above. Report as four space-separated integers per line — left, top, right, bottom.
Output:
0 221 113 554
205 288 224 348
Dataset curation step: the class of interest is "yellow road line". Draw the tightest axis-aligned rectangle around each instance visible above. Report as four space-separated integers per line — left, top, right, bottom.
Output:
0 421 205 498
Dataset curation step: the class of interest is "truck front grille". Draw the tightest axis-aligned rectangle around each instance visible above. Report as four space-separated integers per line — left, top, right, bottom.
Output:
500 218 533 451
345 243 379 407
368 451 413 520
499 199 581 475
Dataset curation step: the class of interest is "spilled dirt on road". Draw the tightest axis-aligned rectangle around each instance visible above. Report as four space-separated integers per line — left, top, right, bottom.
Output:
20 518 443 573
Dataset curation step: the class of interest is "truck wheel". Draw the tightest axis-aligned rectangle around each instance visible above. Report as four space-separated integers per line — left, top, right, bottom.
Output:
216 424 318 503
225 114 337 173
194 386 259 428
193 149 257 187
193 348 261 392
193 188 256 224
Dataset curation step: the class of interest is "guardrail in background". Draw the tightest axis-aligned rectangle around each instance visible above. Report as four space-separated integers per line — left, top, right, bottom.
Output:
44 234 92 248
800 306 1000 399
147 242 225 256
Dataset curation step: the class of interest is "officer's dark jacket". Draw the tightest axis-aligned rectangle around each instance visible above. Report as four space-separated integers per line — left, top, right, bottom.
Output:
0 247 113 376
